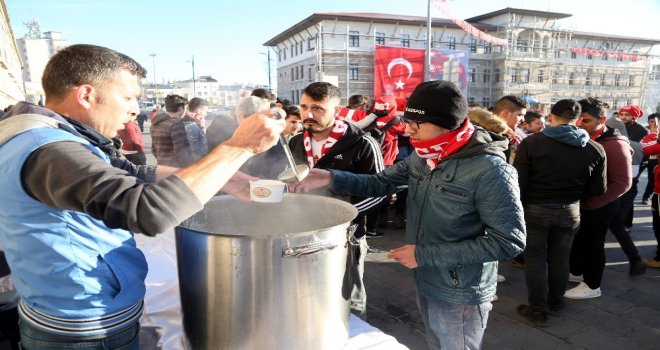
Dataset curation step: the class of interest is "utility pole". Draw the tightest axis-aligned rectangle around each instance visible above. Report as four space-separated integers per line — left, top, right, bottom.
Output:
191 55 196 97
149 53 158 104
267 50 272 92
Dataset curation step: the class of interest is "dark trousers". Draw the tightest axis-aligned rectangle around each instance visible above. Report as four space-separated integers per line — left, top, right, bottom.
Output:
609 182 641 262
651 194 660 260
643 159 657 201
569 200 619 289
0 307 19 350
124 152 147 166
523 203 580 312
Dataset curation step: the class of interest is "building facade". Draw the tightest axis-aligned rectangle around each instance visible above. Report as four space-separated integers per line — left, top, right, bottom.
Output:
264 8 660 112
16 28 69 104
0 0 25 108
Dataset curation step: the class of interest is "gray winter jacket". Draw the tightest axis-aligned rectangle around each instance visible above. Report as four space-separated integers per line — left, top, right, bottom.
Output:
331 127 526 304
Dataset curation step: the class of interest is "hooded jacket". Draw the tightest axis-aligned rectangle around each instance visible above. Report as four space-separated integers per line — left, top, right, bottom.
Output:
330 127 525 304
582 126 633 210
514 124 607 204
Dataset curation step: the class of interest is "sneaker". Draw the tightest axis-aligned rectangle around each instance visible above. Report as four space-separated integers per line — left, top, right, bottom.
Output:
645 258 660 268
516 304 548 327
547 301 566 317
629 258 647 276
564 282 601 299
365 230 384 238
568 273 583 283
497 274 506 283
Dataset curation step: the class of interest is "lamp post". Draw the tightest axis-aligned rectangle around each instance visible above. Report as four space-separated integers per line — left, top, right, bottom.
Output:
189 55 196 97
149 52 157 104
260 50 272 92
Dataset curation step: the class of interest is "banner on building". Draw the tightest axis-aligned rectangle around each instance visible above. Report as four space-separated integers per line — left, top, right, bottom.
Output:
374 45 469 99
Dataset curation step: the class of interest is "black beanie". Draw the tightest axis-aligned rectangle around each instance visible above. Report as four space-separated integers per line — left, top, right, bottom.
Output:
403 80 468 130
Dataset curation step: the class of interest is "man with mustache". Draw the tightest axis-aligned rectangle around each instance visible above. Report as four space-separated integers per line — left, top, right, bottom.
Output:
288 82 385 319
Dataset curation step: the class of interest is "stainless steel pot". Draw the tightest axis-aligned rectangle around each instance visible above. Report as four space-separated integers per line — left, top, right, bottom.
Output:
175 194 358 350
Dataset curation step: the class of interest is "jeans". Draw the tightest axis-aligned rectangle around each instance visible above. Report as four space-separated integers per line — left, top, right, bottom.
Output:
569 200 619 289
18 320 139 350
416 291 491 350
609 183 641 262
523 203 580 312
349 234 368 320
643 159 657 201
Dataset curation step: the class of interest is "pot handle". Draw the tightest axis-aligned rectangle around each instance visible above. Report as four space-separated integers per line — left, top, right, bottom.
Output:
282 241 338 258
347 224 359 246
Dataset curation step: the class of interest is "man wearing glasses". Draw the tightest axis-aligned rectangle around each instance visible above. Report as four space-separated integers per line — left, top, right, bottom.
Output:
292 80 525 350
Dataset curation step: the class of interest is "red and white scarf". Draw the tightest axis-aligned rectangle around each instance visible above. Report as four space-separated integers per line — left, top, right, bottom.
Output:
410 120 475 170
303 119 348 167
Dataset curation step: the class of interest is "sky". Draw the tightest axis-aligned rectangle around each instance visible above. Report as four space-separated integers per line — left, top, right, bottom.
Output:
6 0 660 88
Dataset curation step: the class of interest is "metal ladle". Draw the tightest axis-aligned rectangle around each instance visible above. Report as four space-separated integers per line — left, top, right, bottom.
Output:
271 108 309 183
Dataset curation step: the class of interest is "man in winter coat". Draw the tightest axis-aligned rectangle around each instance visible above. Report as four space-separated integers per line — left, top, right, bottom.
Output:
567 98 633 300
513 99 607 327
288 82 385 319
292 80 525 350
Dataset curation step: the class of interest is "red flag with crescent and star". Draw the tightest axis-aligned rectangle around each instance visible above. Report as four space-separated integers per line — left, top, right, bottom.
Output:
374 45 425 99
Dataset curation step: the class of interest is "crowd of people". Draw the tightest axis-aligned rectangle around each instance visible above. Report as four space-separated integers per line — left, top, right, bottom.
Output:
0 43 657 350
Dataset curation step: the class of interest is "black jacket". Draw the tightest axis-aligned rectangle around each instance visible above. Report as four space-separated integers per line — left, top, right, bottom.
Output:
289 122 385 234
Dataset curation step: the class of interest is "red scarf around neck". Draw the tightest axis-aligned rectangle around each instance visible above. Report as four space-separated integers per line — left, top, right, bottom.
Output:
410 120 475 170
303 119 348 167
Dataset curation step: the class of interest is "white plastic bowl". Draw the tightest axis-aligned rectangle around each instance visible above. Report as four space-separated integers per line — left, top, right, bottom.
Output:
249 179 286 203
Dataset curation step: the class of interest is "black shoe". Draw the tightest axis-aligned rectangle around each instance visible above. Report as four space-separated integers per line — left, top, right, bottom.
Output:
547 301 566 317
393 214 406 229
516 304 548 327
629 258 648 276
366 230 384 238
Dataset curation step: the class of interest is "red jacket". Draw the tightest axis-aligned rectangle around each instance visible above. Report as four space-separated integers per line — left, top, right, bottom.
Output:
643 133 660 194
117 120 145 153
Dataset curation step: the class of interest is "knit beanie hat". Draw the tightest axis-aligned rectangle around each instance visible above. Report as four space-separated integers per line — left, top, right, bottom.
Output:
619 105 644 120
403 80 468 130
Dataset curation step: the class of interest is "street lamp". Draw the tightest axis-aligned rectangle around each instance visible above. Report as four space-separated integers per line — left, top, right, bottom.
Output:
149 52 158 104
188 55 196 97
260 50 272 92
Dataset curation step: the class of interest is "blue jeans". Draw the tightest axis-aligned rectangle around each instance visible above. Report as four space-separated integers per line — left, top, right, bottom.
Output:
523 203 580 312
416 291 491 350
18 320 139 350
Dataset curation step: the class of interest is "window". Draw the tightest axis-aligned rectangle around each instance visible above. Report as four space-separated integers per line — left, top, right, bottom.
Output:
511 68 519 83
554 49 561 58
300 65 304 80
307 37 316 50
349 64 359 80
587 50 593 60
283 49 286 60
569 72 576 85
467 97 475 105
308 67 313 81
629 75 635 87
537 70 544 83
521 69 530 83
482 97 491 108
349 30 360 47
469 39 477 53
552 70 558 84
516 39 528 52
613 100 618 110
484 42 492 54
617 50 624 61
295 42 298 56
615 74 621 86
600 73 606 86
401 34 410 48
483 69 491 83
571 51 577 59
585 74 592 86
376 32 385 45
300 41 304 54
468 68 475 82
291 67 294 81
290 45 294 57
447 37 456 50
602 53 608 61
278 51 281 62
494 69 500 83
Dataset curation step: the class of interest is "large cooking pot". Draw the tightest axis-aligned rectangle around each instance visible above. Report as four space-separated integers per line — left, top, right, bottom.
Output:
175 193 358 350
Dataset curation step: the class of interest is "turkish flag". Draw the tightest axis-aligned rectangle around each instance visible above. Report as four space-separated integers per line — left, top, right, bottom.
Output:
374 45 425 99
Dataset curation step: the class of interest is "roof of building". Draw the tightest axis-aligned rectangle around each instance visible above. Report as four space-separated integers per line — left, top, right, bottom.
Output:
464 7 572 22
263 12 495 46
